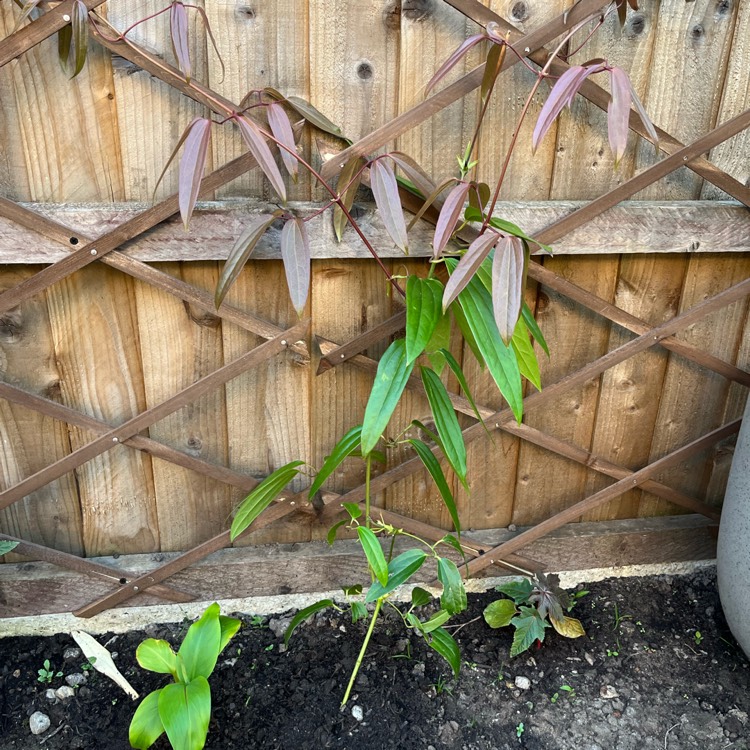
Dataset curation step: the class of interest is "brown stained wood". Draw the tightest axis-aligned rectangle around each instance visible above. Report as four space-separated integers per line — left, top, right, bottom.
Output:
702 0 750 200
134 262 232 553
634 0 739 200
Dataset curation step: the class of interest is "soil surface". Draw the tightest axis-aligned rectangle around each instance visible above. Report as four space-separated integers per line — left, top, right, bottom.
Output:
1 568 748 750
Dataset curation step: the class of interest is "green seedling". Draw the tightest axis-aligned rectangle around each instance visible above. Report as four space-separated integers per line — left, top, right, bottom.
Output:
694 630 703 646
129 603 241 750
37 659 63 684
606 648 619 658
248 615 265 629
433 674 453 696
567 590 590 612
516 722 525 739
80 657 98 673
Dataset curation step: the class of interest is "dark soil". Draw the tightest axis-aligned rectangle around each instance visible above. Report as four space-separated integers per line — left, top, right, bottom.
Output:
1 568 748 750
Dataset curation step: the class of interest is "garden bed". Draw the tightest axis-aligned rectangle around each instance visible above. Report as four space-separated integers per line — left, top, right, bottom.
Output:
1 566 748 750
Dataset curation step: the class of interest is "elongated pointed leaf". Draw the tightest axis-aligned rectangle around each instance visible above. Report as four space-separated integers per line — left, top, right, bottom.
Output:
425 33 484 95
365 549 427 602
483 598 516 628
267 102 299 181
129 690 165 750
451 303 484 368
357 527 388 586
281 217 310 315
159 678 210 750
511 317 541 390
265 88 343 138
487 215 552 254
608 67 632 167
389 152 438 201
427 626 461 677
421 609 451 633
521 302 549 356
230 461 305 540
370 159 409 253
215 214 277 308
284 600 334 646
57 22 72 74
442 230 499 310
426 313 451 373
437 557 467 615
361 339 414 456
218 614 242 653
236 115 287 202
0 540 19 555
170 1 191 82
439 348 486 428
433 182 471 258
628 78 659 151
481 40 507 102
492 236 525 344
420 367 467 487
309 424 363 497
407 439 461 536
136 639 178 678
178 603 222 681
406 177 455 232
406 276 443 363
333 156 365 241
411 587 432 608
12 0 43 33
194 5 225 82
326 519 349 545
178 117 212 230
533 65 591 152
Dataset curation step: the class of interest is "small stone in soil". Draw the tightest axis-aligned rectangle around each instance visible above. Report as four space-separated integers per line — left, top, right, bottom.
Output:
29 712 50 735
351 705 364 722
63 647 81 661
45 689 57 703
515 676 531 690
600 685 619 699
65 673 87 687
55 686 75 701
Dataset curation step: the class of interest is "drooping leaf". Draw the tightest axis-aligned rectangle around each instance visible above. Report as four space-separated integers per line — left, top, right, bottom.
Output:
178 603 222 681
442 230 499 310
496 577 534 603
492 236 525 344
158 678 211 750
65 0 88 79
170 1 191 82
177 117 212 230
218 614 242 653
350 601 368 623
135 639 178 678
370 159 409 253
342 502 363 520
425 313 451 374
58 22 72 74
361 339 415 456
628 76 659 152
357 527 388 586
343 583 363 597
439 348 486 428
411 586 432 608
440 533 466 558
550 614 586 639
12 0 43 33
0 540 19 555
437 557 467 615
511 318 542 391
215 214 277 308
230 460 305 540
420 367 467 487
264 88 343 138
280 217 311 316
309 424 363 497
420 609 452 633
326 519 349 545
427 626 461 678
510 607 550 657
267 102 299 181
481 40 507 103
129 690 165 750
406 276 443 363
521 302 549 356
333 156 365 241
193 5 225 82
483 598 517 628
608 67 632 168
433 182 472 258
284 599 334 646
235 115 287 202
389 152 438 201
487 215 552 254
425 33 485 96
364 549 427 602
450 303 485 368
407 439 461 536
406 177 456 232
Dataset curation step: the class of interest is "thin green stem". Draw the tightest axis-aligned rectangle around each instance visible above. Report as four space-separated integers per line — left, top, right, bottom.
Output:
342 597 383 706
365 454 372 529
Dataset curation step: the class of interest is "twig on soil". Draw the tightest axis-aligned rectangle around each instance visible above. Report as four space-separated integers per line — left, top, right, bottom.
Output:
39 722 66 744
663 723 679 748
444 615 482 637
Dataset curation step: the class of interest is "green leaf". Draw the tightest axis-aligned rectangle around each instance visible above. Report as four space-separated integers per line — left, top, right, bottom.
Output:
407 439 461 537
0 540 19 555
437 557 467 615
440 534 465 558
521 301 549 356
483 599 517 628
511 318 541 391
361 339 415 456
496 578 534 603
406 276 444 364
129 690 165 750
439 348 488 433
350 601 368 623
357 527 388 586
365 549 427 603
510 608 549 657
158 677 211 750
343 583 363 597
411 586 432 608
327 519 349 545
425 313 452 373
451 299 485 367
427 626 461 677
421 609 451 633
178 603 222 681
230 460 304 540
421 366 467 487
284 599 334 646
218 615 241 654
264 88 344 138
135 639 179 678
342 502 363 520
309 424 362 498
488 216 552 254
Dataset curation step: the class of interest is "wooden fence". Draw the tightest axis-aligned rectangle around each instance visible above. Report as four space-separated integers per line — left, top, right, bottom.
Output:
0 0 748 618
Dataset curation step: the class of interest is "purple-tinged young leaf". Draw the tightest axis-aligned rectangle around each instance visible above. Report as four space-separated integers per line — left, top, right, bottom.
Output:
370 159 409 254
389 152 438 202
178 117 212 230
333 156 365 242
425 33 485 96
235 115 287 203
193 5 225 83
267 102 299 182
628 79 659 151
170 2 191 82
433 182 472 259
407 178 455 232
481 40 507 103
13 0 43 33
608 67 632 167
492 236 525 344
442 231 499 310
281 217 311 316
264 87 343 138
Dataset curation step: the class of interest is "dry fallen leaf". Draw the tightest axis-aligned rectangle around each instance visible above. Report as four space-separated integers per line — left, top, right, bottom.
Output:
71 630 139 700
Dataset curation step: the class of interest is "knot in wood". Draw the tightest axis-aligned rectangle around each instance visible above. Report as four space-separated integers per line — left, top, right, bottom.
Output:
511 2 530 22
629 14 646 35
356 61 374 80
402 0 432 22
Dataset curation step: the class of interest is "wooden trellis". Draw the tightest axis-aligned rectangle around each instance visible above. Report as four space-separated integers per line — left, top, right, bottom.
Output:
0 0 748 618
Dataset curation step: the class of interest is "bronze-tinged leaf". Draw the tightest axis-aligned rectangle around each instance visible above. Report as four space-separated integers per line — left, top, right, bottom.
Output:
468 182 491 214
12 0 43 33
432 182 471 258
370 159 409 254
280 217 311 316
442 231 499 311
608 67 632 168
170 1 191 82
425 33 485 96
407 178 455 232
550 614 586 639
264 88 344 138
177 117 212 230
617 0 627 27
70 0 88 79
267 102 299 182
235 115 287 202
215 214 278 309
481 40 507 103
492 236 525 344
58 18 72 74
389 151 438 201
628 78 659 152
193 5 225 83
333 156 365 242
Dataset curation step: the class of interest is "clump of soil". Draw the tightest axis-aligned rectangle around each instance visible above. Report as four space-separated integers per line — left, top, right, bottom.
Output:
1 568 748 749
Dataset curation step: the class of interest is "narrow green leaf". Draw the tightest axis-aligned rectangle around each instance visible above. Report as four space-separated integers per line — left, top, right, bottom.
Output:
364 549 427 603
497 578 533 603
230 461 304 541
70 0 88 79
136 639 179 678
357 527 388 586
57 23 72 74
0 540 19 556
421 609 451 633
158 678 211 750
421 366 467 487
511 318 541 390
407 439 460 537
483 599 517 628
411 586 432 608
406 276 444 363
309 424 362 497
350 601 368 623
488 216 552 254
178 603 222 681
342 502 363 520
361 339 415 456
440 534 465 558
439 348 487 430
426 313 451 374
449 276 484 367
284 599 334 646
327 519 349 546
521 302 549 356
264 88 343 138
129 690 165 750
510 607 549 657
437 557 467 615
343 583 363 596
427 627 461 678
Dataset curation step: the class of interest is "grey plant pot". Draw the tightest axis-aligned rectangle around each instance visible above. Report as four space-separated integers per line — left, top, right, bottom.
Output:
717 396 750 658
